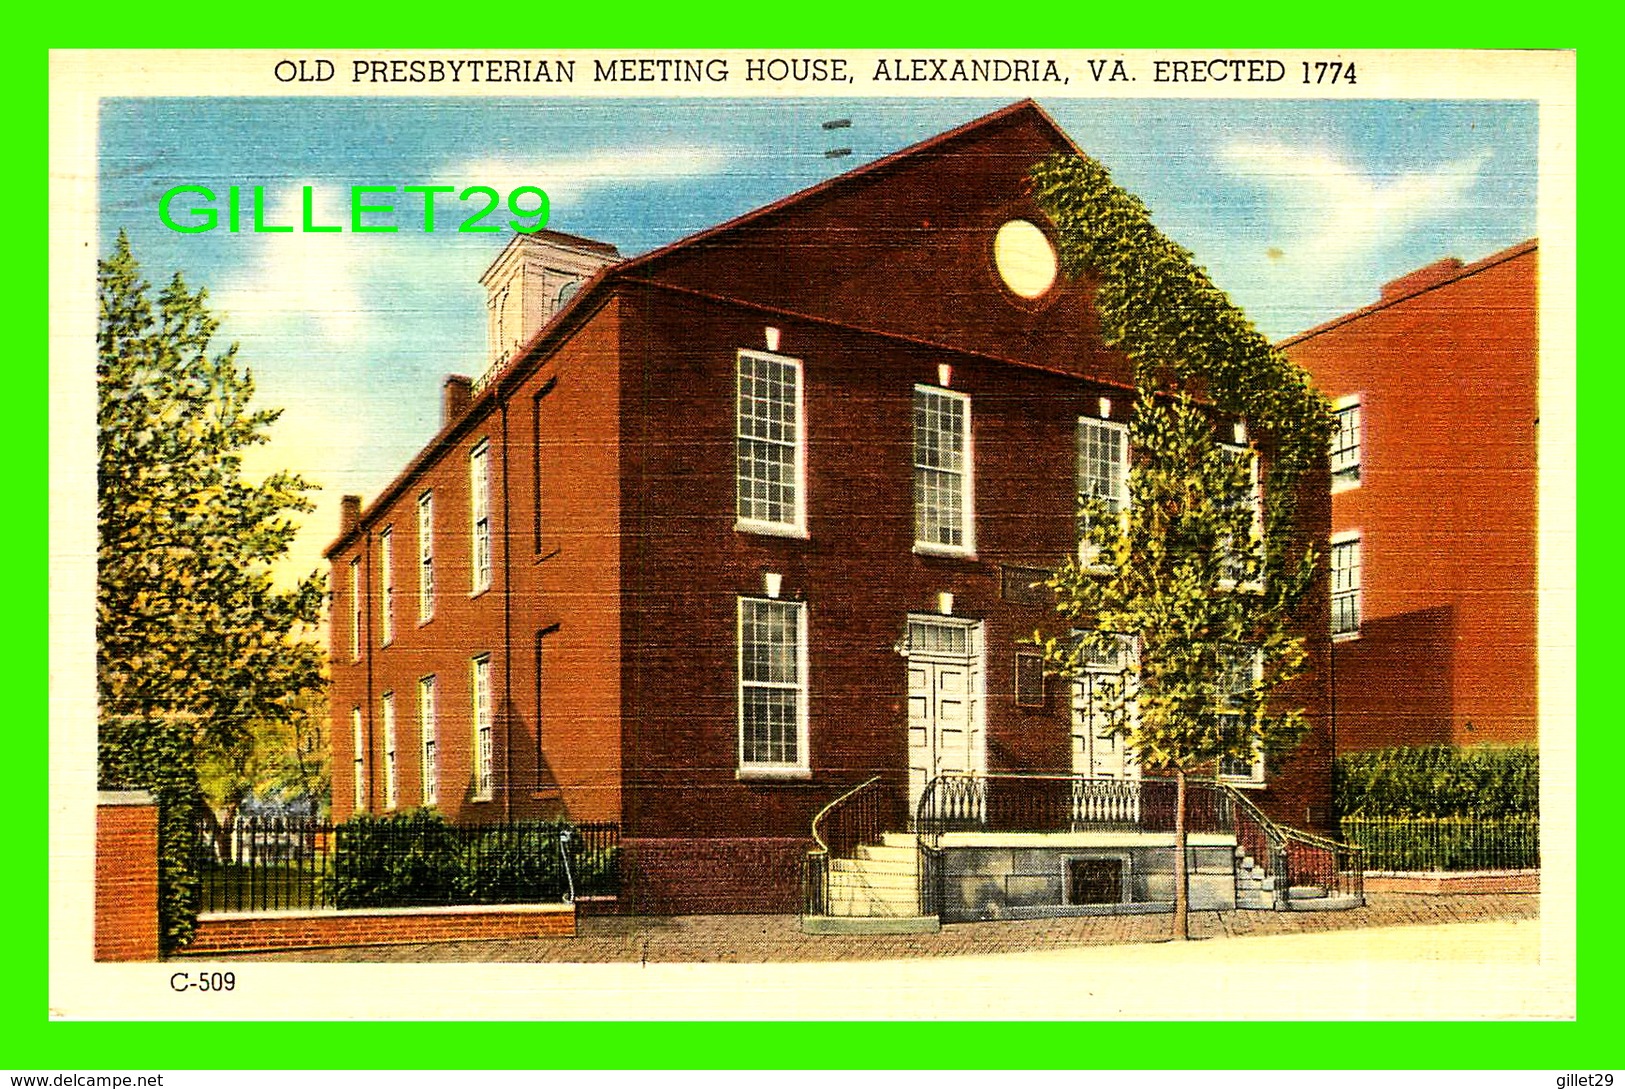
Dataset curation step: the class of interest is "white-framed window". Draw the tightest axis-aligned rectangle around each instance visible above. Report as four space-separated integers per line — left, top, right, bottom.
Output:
419 674 438 806
470 440 492 594
348 557 362 662
417 490 434 623
1219 443 1263 586
379 528 394 647
1077 416 1129 564
913 384 974 555
1216 648 1264 784
1331 396 1361 492
351 707 365 812
737 597 810 777
735 349 806 535
1331 532 1362 639
472 654 494 799
381 691 397 809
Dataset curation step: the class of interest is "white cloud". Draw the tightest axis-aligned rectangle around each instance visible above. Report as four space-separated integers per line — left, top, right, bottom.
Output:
452 144 733 208
1218 142 1492 265
209 182 381 341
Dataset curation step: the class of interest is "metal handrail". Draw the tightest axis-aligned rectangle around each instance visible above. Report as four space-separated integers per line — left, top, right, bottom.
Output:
1220 782 1365 905
810 775 883 854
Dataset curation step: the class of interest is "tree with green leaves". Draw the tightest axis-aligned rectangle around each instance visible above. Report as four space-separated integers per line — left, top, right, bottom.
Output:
1027 153 1332 940
97 231 327 949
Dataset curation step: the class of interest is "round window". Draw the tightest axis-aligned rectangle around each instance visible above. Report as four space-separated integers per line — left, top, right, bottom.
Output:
994 219 1058 299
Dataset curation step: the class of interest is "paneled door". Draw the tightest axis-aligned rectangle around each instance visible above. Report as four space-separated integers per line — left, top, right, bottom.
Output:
906 617 984 823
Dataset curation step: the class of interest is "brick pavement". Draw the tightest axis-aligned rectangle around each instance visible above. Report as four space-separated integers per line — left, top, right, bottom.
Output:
209 892 1538 962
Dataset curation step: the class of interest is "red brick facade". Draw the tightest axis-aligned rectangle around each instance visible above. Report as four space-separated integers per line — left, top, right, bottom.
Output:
1282 242 1538 749
327 101 1337 912
95 792 159 961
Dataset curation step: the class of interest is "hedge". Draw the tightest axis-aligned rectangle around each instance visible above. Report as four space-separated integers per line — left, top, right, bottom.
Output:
1334 744 1538 819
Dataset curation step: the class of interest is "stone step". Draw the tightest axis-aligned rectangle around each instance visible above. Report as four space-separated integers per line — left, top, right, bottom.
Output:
823 896 918 917
1235 891 1277 910
1288 885 1329 899
830 869 917 892
832 856 917 877
856 844 916 864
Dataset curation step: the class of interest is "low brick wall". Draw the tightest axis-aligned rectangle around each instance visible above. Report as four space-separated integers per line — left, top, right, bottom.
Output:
181 903 575 956
1364 870 1539 895
96 791 159 962
622 837 808 914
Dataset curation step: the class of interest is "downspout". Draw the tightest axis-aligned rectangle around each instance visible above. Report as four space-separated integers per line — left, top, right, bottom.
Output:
363 528 376 815
500 396 514 821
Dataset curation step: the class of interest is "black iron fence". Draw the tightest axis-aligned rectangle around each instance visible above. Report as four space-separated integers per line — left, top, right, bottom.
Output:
1340 815 1539 872
193 814 620 913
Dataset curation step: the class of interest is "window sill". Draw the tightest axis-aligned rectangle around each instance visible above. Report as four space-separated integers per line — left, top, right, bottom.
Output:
418 615 434 628
470 585 492 600
1332 631 1361 644
1331 476 1361 495
737 766 812 782
1219 776 1266 790
913 542 978 561
735 519 809 540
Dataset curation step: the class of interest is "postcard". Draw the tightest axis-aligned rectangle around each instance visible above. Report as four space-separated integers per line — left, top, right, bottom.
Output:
48 48 1576 1024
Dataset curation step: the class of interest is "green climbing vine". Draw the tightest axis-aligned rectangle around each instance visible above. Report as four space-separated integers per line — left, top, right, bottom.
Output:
1029 152 1334 604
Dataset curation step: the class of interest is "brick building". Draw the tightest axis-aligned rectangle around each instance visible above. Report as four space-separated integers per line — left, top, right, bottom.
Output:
327 101 1336 914
1280 240 1538 750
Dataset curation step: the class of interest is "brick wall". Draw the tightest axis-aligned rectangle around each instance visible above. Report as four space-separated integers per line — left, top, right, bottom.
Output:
622 837 809 915
95 792 159 962
182 903 575 956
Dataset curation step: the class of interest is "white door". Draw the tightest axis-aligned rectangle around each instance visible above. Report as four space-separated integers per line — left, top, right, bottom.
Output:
906 618 984 823
1071 671 1138 780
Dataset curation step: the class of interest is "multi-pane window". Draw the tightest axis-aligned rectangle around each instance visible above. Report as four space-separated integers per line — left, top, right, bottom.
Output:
738 597 808 771
472 655 493 799
1332 534 1362 638
381 691 397 809
1077 418 1129 514
417 490 434 622
470 441 492 594
735 350 804 531
1219 444 1263 584
379 529 394 647
419 675 438 806
913 385 973 552
351 708 365 812
1217 648 1263 782
1078 417 1129 563
1331 399 1361 489
348 558 362 662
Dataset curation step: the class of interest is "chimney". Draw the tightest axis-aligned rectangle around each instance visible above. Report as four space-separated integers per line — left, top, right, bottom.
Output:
1380 257 1465 301
479 230 620 368
442 375 473 426
340 495 362 537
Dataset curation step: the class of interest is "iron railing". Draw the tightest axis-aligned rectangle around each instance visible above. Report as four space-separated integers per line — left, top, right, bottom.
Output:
1223 785 1365 907
192 815 620 913
913 773 1233 839
1339 815 1538 872
803 777 886 917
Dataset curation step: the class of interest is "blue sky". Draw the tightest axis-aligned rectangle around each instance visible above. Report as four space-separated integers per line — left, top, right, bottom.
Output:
99 97 1538 582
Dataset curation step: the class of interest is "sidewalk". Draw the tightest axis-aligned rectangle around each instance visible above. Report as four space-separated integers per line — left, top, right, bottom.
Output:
218 891 1538 963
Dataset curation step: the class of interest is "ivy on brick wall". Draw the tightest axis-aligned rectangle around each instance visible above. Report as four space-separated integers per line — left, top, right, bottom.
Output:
1029 152 1335 603
99 715 202 954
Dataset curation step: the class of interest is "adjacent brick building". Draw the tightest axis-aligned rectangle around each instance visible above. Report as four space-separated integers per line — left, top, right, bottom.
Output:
1281 240 1538 750
327 101 1336 913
